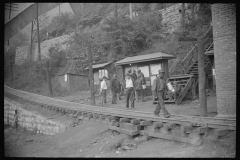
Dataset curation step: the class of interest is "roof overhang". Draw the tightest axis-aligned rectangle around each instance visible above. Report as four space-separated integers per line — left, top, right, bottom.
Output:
115 57 175 66
115 52 175 66
85 62 111 70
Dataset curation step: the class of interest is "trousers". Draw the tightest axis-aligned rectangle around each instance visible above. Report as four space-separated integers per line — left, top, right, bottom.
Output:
154 92 170 116
136 89 144 102
111 89 117 103
101 89 107 106
125 87 135 108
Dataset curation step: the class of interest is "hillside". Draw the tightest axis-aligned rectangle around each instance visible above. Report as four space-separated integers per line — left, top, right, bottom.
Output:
5 3 211 96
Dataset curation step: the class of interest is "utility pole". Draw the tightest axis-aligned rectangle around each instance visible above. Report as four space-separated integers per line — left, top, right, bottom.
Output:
36 3 41 61
197 37 207 117
178 36 207 117
88 35 95 105
59 4 61 15
181 3 185 29
46 60 53 96
129 3 132 20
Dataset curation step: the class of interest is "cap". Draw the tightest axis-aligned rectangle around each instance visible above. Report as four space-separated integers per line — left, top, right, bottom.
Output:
158 68 165 73
103 76 107 79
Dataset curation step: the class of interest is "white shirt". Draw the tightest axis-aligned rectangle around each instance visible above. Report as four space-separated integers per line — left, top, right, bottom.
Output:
100 80 107 90
126 78 133 88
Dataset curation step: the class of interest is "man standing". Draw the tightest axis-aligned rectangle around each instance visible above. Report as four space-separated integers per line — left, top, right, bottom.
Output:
135 75 144 102
116 76 122 100
124 73 135 109
100 76 108 106
152 69 170 118
131 69 137 81
137 69 146 102
111 74 118 104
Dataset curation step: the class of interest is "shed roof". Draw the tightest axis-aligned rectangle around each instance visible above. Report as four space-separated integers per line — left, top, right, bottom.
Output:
85 62 111 70
58 60 87 76
115 52 175 66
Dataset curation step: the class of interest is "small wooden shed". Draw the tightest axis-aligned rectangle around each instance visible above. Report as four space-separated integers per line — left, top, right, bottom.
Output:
58 60 89 92
86 62 113 92
115 52 175 95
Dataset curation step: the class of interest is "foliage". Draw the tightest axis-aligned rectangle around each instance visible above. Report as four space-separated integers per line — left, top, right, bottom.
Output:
40 12 75 40
48 46 68 76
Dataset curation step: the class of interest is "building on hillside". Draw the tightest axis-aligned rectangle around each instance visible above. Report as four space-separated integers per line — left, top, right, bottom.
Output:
115 52 175 96
85 62 113 92
58 60 89 92
211 3 236 118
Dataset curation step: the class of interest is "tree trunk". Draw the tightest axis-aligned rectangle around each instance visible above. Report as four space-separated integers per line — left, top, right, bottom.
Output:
181 3 185 29
88 38 95 105
129 3 132 20
115 3 118 19
46 60 53 96
191 3 195 21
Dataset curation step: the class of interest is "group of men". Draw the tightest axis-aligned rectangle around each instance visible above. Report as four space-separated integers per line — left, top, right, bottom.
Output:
100 68 178 118
123 69 146 109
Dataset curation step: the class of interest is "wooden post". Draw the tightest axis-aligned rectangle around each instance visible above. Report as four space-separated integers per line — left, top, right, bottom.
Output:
46 60 53 96
29 21 34 61
88 37 95 105
129 3 132 20
181 3 185 29
197 37 207 117
36 3 41 61
191 77 196 99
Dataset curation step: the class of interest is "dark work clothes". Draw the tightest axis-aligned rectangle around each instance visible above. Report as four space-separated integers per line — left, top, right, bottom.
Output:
154 92 170 116
135 78 143 90
111 77 120 103
125 87 135 108
101 89 107 106
131 73 137 81
112 90 117 103
124 78 135 108
153 76 170 117
138 72 146 85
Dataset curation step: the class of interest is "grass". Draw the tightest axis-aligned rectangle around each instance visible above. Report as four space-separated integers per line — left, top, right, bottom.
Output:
4 61 77 98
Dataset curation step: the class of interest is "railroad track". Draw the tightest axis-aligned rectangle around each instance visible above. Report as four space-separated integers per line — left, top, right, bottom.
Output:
4 85 236 145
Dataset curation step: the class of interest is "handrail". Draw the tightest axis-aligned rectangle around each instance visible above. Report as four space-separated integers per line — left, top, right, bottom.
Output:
202 25 213 39
182 43 198 62
170 26 213 75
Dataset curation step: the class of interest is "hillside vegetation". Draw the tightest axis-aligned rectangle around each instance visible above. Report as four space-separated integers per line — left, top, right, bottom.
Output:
4 3 211 97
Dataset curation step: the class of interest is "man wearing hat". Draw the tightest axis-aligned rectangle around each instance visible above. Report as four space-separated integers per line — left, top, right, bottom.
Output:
137 69 146 102
152 68 170 118
100 76 108 106
111 74 118 104
131 69 137 81
123 73 135 109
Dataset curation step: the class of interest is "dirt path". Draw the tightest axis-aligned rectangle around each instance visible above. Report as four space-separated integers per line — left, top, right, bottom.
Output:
4 91 235 158
4 121 235 158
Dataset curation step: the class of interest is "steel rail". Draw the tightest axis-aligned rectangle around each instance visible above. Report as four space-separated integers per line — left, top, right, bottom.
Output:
4 85 236 130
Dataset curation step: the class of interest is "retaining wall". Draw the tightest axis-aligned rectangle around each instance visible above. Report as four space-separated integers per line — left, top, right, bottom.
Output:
4 99 67 135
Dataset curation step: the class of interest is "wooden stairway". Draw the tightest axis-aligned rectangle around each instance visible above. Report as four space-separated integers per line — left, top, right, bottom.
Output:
153 74 193 105
186 41 213 77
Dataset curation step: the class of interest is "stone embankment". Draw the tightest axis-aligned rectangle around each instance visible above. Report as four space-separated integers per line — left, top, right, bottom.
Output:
4 99 67 135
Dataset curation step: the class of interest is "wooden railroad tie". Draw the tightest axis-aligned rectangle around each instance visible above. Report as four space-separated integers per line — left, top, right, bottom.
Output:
109 126 140 136
119 118 130 123
120 122 141 131
130 119 140 125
